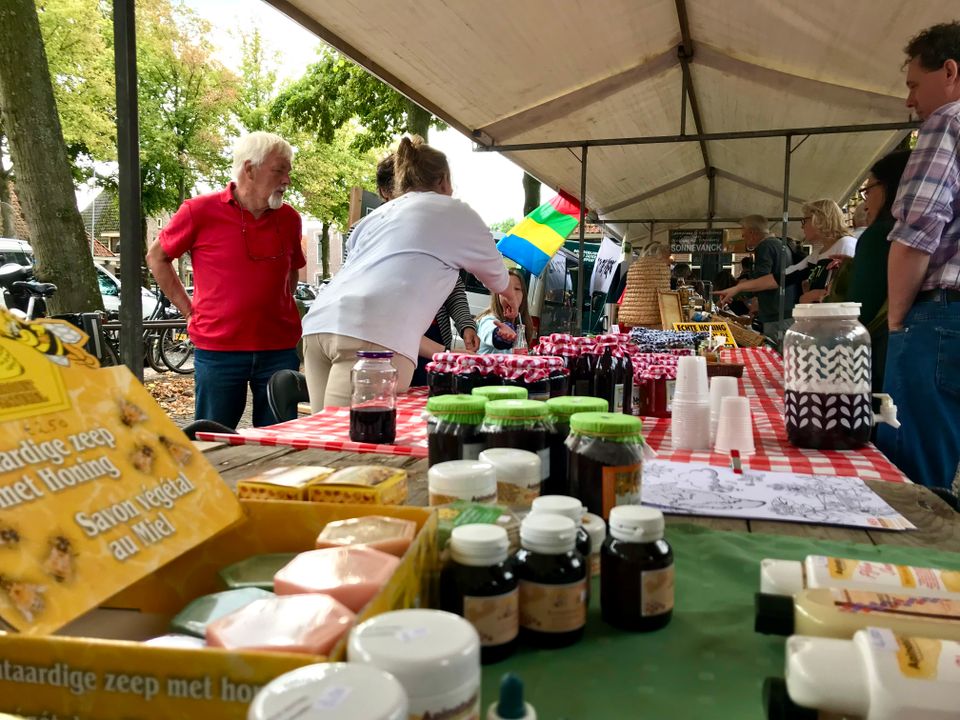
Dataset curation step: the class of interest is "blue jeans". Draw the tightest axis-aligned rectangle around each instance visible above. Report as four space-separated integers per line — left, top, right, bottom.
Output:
876 294 960 488
194 348 300 428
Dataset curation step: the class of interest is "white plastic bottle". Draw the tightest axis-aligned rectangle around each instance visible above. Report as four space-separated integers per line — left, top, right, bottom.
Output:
761 555 960 599
779 627 960 720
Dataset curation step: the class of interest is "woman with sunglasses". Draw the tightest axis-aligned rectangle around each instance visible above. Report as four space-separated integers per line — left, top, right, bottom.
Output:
844 150 912 392
791 200 858 304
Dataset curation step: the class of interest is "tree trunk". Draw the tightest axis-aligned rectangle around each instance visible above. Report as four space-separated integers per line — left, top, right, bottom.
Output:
320 220 330 279
522 172 541 216
0 0 102 313
404 99 432 139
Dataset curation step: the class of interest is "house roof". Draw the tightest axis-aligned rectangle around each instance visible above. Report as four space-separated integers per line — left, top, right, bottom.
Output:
267 0 944 247
79 191 120 237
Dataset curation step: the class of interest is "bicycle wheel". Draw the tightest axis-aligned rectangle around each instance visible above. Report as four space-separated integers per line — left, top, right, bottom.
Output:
158 326 195 374
144 332 167 373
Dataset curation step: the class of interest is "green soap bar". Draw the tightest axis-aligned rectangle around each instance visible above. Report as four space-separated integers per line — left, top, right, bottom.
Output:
218 553 298 590
170 587 275 638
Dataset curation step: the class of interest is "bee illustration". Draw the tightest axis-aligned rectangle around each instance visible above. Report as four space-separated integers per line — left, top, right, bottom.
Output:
130 443 155 474
43 535 76 583
119 398 148 427
0 524 20 547
0 574 47 623
159 436 193 466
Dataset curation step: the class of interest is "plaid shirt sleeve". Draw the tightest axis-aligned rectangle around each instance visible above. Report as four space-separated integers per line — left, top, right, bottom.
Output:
889 107 960 255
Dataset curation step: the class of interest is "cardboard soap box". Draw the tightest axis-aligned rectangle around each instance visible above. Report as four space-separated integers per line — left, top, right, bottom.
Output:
0 500 438 720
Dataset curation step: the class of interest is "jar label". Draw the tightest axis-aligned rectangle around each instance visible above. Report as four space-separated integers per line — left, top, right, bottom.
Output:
641 565 675 616
665 380 676 412
537 447 551 481
600 464 642 518
497 480 541 506
519 579 588 633
410 689 480 720
868 628 960 682
613 383 624 413
590 551 601 579
462 441 484 461
464 588 519 646
831 589 960 619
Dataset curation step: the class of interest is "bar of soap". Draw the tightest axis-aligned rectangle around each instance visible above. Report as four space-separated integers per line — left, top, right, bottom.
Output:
306 466 408 505
218 552 297 590
315 516 417 557
237 465 336 501
170 587 274 637
206 594 355 656
273 547 400 613
144 634 207 649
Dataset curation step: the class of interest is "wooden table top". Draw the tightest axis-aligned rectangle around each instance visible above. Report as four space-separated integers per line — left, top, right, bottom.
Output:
195 441 960 554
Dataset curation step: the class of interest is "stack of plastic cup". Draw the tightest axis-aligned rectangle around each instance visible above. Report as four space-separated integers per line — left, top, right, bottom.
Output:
714 396 756 455
670 356 711 451
709 376 740 445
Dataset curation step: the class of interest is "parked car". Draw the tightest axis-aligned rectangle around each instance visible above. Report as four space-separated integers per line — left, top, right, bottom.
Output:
95 265 159 319
294 282 318 310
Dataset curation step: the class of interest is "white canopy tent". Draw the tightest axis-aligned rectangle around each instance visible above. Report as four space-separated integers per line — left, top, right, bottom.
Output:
265 0 951 318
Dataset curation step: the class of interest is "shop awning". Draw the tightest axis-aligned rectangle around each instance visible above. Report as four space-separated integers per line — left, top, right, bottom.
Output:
266 0 952 244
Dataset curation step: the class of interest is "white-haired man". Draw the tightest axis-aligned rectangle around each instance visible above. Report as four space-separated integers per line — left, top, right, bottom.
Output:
147 132 305 428
714 215 794 341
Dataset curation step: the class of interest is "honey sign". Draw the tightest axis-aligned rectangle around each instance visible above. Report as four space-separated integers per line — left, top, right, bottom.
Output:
672 322 738 347
0 309 242 634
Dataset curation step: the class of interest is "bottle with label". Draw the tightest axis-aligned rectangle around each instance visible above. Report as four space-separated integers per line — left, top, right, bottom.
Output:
618 349 634 416
760 555 960 599
601 506 674 631
566 412 647 520
426 394 488 466
514 513 588 649
479 448 542 509
594 346 616 412
350 351 397 444
481 399 553 490
767 627 960 720
544 396 609 497
571 351 596 396
440 524 519 664
755 587 960 641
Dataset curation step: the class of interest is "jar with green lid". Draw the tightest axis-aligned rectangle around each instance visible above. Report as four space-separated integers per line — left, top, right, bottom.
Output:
544 396 608 496
426 394 487 466
566 412 647 520
481 399 553 490
472 385 528 402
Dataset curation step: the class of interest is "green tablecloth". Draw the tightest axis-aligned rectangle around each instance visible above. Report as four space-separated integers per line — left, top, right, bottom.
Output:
480 524 960 719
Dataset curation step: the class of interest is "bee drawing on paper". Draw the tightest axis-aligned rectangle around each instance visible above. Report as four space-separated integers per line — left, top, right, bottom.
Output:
130 443 155 474
0 574 47 622
159 436 193 466
43 535 77 583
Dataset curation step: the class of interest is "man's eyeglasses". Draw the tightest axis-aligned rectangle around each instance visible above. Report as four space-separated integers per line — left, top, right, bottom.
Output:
239 207 285 261
858 182 881 200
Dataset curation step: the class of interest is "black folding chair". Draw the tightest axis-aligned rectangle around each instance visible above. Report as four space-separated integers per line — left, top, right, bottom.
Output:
266 369 310 424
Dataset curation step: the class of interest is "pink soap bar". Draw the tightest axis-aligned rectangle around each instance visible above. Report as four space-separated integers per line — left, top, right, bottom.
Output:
315 515 417 557
205 594 355 656
273 546 400 613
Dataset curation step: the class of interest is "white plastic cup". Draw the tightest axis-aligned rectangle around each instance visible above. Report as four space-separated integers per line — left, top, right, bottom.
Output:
709 376 740 444
714 396 755 455
670 397 711 451
674 356 709 399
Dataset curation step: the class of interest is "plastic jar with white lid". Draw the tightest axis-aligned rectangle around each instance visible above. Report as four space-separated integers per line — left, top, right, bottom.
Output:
247 662 408 720
348 609 481 720
581 512 606 579
479 447 541 509
530 495 591 561
429 460 497 506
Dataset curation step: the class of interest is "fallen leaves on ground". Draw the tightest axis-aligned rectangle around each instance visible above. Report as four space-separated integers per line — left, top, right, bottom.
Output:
145 375 195 418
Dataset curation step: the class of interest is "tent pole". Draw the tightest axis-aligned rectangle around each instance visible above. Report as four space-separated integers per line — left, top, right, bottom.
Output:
778 135 792 345
114 0 143 379
577 144 588 335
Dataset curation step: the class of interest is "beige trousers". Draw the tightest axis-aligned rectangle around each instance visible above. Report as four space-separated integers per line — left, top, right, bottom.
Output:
303 333 415 412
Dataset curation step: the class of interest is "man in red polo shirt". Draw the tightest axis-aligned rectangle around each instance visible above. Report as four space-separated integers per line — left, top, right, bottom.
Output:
146 132 305 427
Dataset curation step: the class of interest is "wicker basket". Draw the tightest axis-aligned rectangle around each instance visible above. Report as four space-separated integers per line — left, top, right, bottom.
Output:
619 255 672 327
713 313 766 348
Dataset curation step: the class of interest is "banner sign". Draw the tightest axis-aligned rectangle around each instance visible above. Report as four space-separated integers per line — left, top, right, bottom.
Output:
589 236 621 295
669 229 724 253
673 321 738 346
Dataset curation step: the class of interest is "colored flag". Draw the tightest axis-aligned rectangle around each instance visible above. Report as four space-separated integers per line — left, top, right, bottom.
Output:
497 191 583 275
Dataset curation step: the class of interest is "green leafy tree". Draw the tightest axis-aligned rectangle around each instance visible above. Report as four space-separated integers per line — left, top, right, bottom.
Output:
235 29 278 133
272 49 443 150
490 218 517 234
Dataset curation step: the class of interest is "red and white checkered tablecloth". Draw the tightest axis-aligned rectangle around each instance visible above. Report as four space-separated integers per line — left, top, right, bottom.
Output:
195 387 431 457
645 348 908 483
196 352 908 482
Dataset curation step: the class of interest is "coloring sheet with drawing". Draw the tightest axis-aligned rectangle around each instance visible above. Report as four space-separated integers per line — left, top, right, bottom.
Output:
641 460 915 530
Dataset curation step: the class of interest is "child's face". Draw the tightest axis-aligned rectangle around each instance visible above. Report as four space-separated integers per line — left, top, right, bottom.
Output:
499 276 523 321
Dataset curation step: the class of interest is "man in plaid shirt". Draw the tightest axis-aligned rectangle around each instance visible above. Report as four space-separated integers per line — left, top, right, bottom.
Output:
877 22 960 489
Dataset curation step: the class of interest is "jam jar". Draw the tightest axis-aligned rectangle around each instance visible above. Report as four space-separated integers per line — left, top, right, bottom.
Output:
425 394 487 465
481 399 552 490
